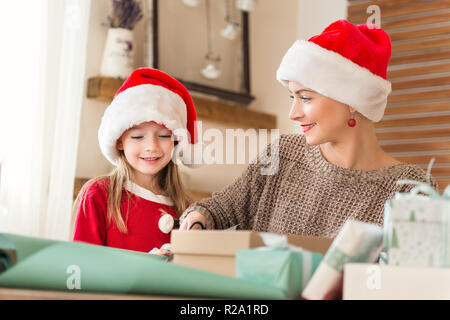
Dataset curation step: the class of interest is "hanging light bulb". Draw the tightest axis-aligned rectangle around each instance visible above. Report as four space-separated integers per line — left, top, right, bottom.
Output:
221 0 239 40
220 20 239 40
200 0 221 80
181 0 200 7
201 53 221 80
236 0 257 12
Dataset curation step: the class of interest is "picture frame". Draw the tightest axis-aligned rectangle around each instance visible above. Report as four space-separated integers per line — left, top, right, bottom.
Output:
152 0 254 105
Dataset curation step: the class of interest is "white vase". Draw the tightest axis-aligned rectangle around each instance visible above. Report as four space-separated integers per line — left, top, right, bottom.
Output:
100 28 134 79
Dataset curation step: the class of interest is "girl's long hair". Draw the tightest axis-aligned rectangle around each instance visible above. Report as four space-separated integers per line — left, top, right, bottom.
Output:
72 151 192 234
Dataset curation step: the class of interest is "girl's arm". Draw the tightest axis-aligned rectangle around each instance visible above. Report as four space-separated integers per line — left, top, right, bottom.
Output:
73 181 108 246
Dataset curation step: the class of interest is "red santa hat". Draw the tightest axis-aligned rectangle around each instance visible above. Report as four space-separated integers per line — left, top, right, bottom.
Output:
276 19 392 122
98 68 202 167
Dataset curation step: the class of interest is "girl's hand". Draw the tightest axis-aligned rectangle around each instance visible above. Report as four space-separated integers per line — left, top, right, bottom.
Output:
149 243 171 256
179 211 207 231
149 248 171 256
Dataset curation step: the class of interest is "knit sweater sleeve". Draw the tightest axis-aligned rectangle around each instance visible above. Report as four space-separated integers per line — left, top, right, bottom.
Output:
395 163 440 194
179 136 283 229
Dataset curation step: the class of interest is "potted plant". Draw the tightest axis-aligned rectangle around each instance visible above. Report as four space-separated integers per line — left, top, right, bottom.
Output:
100 0 143 79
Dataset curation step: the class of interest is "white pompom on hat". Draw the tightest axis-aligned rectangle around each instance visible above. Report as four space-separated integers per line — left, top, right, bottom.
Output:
98 68 203 168
276 20 392 122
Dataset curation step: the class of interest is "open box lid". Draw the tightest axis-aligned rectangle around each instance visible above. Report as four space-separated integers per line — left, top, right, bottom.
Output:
171 230 333 256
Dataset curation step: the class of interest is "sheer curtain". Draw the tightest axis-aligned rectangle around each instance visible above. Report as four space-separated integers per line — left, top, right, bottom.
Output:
0 0 91 240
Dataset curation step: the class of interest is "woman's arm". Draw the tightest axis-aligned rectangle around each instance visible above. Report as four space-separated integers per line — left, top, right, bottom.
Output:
179 138 281 230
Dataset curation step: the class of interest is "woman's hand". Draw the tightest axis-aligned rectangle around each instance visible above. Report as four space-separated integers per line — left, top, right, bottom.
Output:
179 210 207 231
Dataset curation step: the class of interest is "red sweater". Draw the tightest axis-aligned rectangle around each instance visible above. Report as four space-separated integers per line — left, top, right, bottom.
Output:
73 179 178 253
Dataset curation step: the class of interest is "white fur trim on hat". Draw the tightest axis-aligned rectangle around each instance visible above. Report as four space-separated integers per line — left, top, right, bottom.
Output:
98 84 188 165
276 40 391 122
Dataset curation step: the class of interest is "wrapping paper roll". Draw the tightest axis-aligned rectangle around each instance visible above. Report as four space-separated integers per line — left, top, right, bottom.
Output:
0 232 291 299
301 219 383 300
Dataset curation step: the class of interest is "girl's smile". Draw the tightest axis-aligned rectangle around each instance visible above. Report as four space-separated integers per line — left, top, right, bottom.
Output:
140 156 161 164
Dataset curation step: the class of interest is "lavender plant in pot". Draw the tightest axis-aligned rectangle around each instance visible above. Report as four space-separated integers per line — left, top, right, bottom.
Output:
100 0 143 79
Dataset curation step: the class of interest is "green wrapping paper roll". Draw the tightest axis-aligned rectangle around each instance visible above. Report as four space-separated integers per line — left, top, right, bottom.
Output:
0 233 288 299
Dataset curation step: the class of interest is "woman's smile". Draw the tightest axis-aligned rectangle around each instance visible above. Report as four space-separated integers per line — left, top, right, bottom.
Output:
301 123 316 133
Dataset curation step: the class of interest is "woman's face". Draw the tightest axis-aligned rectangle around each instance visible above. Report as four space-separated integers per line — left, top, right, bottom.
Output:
288 81 352 145
117 121 175 185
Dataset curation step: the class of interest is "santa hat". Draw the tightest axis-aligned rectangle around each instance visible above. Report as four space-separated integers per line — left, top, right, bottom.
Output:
98 68 202 167
276 20 392 122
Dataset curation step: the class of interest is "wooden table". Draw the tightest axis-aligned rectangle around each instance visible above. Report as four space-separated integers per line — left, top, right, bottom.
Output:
0 287 201 300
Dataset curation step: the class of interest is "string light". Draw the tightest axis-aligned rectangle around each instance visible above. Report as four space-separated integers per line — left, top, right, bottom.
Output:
221 0 239 40
200 0 221 80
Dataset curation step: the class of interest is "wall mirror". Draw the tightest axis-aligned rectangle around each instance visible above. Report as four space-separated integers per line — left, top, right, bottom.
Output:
152 0 254 105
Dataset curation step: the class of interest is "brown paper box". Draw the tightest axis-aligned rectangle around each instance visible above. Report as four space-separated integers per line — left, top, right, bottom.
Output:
171 230 333 277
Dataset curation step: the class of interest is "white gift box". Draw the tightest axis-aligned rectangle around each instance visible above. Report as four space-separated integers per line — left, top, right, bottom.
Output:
343 263 450 300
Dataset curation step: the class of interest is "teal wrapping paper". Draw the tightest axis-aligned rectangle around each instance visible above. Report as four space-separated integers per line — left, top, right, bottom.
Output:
236 233 322 299
0 232 295 299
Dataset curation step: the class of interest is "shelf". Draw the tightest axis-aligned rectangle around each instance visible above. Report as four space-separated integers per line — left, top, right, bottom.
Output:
87 76 277 130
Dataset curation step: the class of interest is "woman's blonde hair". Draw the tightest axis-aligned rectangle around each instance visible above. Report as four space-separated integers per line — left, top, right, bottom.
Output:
73 151 192 234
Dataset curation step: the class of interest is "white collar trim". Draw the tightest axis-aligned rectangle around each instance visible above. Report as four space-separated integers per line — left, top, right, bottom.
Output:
124 181 174 206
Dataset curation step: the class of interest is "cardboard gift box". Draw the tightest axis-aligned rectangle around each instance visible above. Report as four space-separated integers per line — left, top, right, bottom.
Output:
171 230 333 277
343 263 450 300
384 194 450 268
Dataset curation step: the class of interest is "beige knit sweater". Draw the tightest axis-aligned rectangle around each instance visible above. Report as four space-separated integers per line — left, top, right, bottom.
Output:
180 134 438 238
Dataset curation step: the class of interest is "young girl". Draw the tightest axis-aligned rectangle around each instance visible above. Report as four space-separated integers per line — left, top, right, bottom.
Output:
73 68 201 254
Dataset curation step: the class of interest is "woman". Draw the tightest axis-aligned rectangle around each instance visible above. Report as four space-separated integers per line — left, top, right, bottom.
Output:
179 20 438 238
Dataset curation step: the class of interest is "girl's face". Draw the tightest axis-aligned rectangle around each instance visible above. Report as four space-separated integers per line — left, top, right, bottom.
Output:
117 121 175 186
288 81 353 145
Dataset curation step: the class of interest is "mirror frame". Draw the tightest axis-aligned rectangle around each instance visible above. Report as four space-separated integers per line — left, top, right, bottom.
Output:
152 0 254 105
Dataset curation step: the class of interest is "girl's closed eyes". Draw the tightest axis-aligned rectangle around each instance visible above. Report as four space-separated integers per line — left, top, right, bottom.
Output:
129 132 171 139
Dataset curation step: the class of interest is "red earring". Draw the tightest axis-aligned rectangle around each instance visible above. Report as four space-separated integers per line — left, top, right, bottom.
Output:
348 112 356 127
